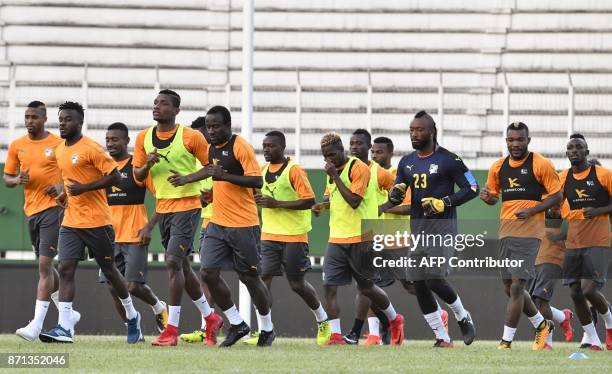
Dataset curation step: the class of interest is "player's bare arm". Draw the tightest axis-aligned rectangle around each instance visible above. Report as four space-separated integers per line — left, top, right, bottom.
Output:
67 168 121 196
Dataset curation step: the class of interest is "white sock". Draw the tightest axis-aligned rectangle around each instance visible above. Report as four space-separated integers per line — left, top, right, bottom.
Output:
546 330 553 346
33 300 50 328
255 309 263 332
368 317 380 337
382 303 398 321
120 296 138 320
191 295 212 318
424 310 450 342
311 303 328 322
201 313 207 330
223 305 244 326
527 312 545 329
150 299 165 315
502 325 516 342
330 318 341 334
601 309 612 329
581 332 590 345
50 291 60 310
447 296 468 321
168 305 180 327
550 307 566 324
583 322 602 346
58 302 74 331
259 311 273 332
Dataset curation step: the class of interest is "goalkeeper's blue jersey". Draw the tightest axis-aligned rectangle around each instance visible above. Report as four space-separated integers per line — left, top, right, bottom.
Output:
395 146 479 233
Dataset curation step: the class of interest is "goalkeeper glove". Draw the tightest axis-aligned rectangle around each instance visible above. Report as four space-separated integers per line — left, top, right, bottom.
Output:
389 183 407 205
421 196 451 216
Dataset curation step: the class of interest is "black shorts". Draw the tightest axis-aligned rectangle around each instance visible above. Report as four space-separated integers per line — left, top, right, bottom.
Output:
527 263 563 301
99 243 149 284
498 237 540 280
200 222 261 274
260 240 312 280
158 209 200 258
373 248 411 287
28 206 62 258
322 241 378 288
58 225 115 266
405 246 454 281
563 247 611 286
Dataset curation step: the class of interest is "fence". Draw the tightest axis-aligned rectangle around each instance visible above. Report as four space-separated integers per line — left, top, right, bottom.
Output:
5 64 611 170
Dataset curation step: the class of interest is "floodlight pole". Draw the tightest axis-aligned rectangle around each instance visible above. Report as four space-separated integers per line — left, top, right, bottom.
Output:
239 0 254 328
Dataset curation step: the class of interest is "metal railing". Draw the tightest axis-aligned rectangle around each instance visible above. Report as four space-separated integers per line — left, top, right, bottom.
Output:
4 64 612 164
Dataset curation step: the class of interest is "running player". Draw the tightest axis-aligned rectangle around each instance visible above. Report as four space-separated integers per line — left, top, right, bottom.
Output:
312 132 404 345
133 90 222 346
100 122 168 333
185 106 274 347
343 129 397 346
559 134 612 350
5 101 80 341
251 130 330 345
370 136 450 344
39 101 142 343
480 121 561 350
386 111 477 348
170 106 272 347
527 205 574 349
179 116 218 343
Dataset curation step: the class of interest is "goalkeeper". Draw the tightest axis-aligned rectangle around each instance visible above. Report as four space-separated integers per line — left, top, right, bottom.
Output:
383 111 479 348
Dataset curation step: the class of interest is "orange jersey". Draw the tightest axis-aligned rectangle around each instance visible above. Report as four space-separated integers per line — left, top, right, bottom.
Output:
560 165 612 249
486 152 561 239
108 157 155 243
133 125 209 214
261 162 315 243
5 132 63 217
53 136 118 228
375 164 394 191
535 226 565 266
324 159 371 244
210 135 261 228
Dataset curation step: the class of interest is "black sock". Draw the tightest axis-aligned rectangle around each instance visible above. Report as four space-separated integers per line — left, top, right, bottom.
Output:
414 280 438 314
371 306 390 328
350 319 364 336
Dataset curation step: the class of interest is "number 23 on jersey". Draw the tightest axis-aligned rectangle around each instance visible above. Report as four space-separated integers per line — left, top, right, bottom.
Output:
413 173 427 189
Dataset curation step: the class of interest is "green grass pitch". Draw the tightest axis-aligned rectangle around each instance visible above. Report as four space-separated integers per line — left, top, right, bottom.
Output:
1 335 611 373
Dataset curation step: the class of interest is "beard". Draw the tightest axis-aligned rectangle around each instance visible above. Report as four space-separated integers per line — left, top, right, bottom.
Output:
411 138 432 151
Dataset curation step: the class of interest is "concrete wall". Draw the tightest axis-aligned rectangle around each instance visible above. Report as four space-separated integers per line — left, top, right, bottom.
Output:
3 263 605 342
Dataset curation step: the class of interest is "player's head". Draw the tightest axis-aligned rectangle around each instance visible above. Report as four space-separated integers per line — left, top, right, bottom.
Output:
371 136 394 168
566 133 589 166
320 132 346 167
153 89 180 123
205 105 232 145
58 101 84 139
350 129 372 163
105 122 129 158
505 122 530 160
263 130 286 163
410 111 437 151
24 100 47 135
191 116 211 143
